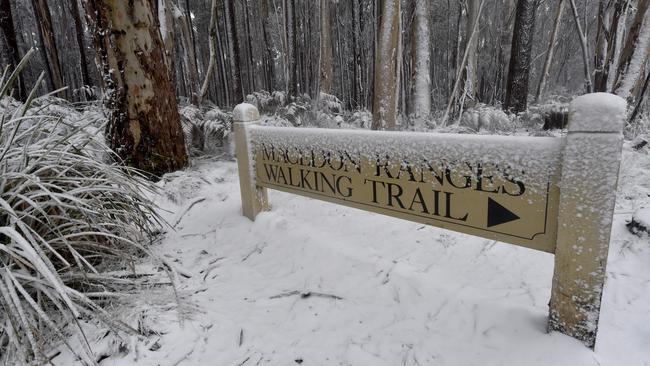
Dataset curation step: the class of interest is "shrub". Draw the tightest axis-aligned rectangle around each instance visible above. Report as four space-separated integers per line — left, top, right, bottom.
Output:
1 54 164 364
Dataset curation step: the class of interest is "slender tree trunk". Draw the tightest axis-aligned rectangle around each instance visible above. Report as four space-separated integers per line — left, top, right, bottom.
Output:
594 0 609 92
225 0 243 103
215 4 230 106
286 0 298 97
411 0 431 118
199 0 218 105
443 0 485 123
614 0 650 102
319 0 333 94
175 3 199 104
183 0 199 79
497 0 516 104
69 0 93 100
371 0 401 130
630 69 650 123
32 0 65 96
83 0 188 176
0 0 25 100
568 0 594 93
503 0 538 113
463 0 480 101
535 0 564 102
607 0 630 90
352 0 362 107
243 0 255 93
594 0 624 92
261 0 276 91
158 0 175 75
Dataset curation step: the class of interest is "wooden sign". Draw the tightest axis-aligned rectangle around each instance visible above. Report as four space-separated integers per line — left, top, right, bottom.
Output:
233 93 627 349
250 129 562 253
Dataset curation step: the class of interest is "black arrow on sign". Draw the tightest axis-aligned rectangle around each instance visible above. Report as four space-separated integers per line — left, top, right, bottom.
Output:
487 197 520 227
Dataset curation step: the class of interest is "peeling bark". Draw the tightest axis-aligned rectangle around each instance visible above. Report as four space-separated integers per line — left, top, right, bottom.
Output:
83 0 188 177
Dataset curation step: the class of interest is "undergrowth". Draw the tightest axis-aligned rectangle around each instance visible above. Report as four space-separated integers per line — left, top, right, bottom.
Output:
0 52 167 365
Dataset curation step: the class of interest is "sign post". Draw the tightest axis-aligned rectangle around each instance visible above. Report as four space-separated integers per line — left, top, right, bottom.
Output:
548 93 627 348
233 92 626 348
233 103 268 220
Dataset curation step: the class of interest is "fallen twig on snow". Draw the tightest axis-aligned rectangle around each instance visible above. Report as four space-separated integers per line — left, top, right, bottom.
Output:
269 290 343 300
173 196 207 228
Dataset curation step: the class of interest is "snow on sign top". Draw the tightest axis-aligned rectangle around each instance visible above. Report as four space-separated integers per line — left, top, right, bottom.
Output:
569 93 627 132
248 127 563 253
233 102 260 122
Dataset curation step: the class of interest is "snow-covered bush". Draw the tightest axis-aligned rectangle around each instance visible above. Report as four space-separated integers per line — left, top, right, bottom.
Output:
276 96 311 127
345 109 373 129
317 92 343 115
180 105 232 156
627 112 650 139
245 90 286 114
457 104 515 132
0 66 163 364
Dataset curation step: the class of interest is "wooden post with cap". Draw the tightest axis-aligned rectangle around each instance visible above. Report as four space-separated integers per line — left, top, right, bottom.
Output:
233 103 268 220
548 93 627 348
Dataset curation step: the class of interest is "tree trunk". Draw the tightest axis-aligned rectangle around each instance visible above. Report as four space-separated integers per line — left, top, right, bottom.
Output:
225 0 243 103
175 2 199 105
83 0 188 176
496 0 516 104
568 0 594 93
69 0 93 100
371 0 401 130
607 0 631 90
243 0 256 93
503 0 538 113
614 0 650 102
629 69 650 124
535 0 564 102
443 0 485 124
199 0 218 105
158 0 175 75
32 0 65 96
319 0 333 94
463 0 480 101
410 0 431 117
352 0 362 107
594 0 624 92
0 0 25 100
286 0 298 97
261 0 277 91
594 0 608 92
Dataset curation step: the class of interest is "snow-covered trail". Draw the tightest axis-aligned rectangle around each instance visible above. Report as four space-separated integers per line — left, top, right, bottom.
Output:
66 146 650 366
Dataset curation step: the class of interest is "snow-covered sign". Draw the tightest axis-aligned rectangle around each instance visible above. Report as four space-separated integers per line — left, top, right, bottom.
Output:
233 93 627 349
250 128 561 253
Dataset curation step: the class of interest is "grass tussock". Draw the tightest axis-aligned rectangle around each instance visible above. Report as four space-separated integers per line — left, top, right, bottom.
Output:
1 51 166 365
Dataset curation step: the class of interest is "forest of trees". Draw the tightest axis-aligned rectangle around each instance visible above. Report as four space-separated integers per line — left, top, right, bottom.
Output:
2 2 650 363
1 0 650 158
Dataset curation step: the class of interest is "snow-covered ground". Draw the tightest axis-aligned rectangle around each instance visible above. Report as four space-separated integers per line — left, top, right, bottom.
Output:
57 142 650 366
